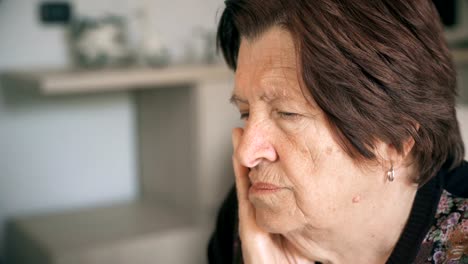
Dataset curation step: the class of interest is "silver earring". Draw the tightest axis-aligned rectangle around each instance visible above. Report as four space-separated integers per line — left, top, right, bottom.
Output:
387 164 395 182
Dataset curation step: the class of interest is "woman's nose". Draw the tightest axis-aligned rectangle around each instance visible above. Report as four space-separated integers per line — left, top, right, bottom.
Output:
236 122 278 168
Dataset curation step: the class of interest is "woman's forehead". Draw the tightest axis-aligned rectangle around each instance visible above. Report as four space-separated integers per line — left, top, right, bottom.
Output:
237 27 297 71
234 27 302 100
233 66 303 103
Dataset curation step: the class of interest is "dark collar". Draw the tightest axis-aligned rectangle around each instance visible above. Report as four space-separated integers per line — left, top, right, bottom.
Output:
386 170 443 263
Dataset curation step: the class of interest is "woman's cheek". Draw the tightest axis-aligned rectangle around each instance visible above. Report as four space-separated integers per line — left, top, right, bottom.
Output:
281 132 322 179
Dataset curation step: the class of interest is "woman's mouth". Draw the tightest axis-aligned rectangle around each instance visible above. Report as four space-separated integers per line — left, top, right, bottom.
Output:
249 182 283 194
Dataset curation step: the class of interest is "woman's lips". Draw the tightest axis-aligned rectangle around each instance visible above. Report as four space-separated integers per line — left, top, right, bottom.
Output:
249 182 283 194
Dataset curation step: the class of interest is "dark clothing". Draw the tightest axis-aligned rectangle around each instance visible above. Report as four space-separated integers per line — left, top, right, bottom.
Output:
208 161 468 264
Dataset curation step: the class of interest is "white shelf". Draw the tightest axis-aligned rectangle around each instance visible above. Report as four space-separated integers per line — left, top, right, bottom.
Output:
1 64 232 95
3 52 465 96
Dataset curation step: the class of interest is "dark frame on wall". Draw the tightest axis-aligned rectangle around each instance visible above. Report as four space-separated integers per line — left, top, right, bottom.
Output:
433 0 457 27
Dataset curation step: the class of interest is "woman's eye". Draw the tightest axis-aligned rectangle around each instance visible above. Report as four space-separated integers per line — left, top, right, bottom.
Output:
240 112 250 120
277 111 300 120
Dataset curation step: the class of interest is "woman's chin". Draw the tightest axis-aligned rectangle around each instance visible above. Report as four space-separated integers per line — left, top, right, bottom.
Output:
254 208 301 234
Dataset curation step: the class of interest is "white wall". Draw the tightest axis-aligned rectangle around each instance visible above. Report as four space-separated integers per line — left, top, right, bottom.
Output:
0 0 224 261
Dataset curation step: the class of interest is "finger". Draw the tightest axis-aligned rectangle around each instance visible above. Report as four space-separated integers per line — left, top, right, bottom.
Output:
232 127 250 203
232 128 256 226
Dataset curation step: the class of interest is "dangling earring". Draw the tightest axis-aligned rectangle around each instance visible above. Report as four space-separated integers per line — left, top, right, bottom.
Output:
387 163 395 182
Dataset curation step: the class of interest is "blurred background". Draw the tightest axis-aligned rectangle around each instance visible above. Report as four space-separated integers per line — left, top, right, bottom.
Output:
0 0 239 263
0 0 468 264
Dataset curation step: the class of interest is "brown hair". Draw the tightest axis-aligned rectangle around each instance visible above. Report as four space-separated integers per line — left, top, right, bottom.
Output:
217 0 464 184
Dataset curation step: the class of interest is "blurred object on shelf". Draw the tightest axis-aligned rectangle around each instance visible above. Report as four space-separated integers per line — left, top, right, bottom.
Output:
69 15 133 68
138 34 170 68
132 2 171 68
39 0 223 69
199 29 218 65
183 27 220 65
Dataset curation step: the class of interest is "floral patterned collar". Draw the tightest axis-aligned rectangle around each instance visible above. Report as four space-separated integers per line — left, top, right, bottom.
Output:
414 189 468 263
388 161 468 264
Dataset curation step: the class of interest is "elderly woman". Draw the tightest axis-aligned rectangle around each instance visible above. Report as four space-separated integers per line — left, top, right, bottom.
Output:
208 0 468 263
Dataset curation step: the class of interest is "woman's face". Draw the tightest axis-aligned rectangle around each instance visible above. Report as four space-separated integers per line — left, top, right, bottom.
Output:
232 27 387 235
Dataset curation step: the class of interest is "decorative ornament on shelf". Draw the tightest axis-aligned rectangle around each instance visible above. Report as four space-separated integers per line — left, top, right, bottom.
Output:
138 33 171 67
182 27 220 66
132 1 171 68
68 15 133 68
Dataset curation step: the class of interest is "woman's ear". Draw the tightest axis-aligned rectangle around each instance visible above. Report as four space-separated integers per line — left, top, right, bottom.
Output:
398 123 419 167
374 135 416 171
401 136 416 159
379 122 420 170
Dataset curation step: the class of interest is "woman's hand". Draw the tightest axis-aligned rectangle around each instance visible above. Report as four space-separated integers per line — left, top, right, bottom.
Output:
232 128 313 264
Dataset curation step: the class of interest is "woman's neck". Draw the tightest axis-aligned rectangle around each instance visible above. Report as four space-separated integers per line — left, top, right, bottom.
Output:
283 178 419 264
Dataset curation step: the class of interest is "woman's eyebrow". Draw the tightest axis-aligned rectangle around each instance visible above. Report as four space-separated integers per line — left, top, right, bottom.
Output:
229 94 248 105
229 89 299 105
259 86 300 103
